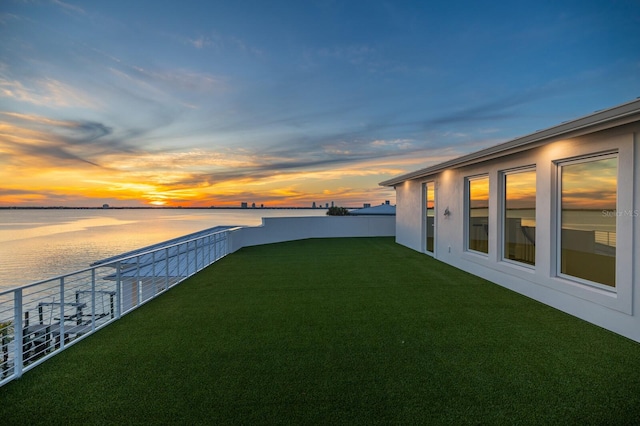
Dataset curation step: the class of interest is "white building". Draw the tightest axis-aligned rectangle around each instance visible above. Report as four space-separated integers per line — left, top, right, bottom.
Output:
380 99 640 342
349 201 396 216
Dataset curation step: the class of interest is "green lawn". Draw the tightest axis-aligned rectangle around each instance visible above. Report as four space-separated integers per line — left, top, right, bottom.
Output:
2 237 640 425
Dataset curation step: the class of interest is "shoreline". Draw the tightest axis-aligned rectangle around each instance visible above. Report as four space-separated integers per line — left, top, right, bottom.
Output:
0 206 342 210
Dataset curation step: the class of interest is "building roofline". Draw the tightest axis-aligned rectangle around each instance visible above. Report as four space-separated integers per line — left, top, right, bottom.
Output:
379 98 640 187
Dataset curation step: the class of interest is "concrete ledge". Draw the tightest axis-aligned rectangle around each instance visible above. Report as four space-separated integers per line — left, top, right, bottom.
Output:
228 216 396 252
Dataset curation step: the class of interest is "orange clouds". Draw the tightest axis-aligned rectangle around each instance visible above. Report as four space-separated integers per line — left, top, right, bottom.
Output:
0 113 421 208
561 157 617 210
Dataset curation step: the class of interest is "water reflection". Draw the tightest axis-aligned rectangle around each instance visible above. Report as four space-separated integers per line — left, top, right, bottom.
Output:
0 209 326 288
504 170 536 265
0 216 137 243
468 177 489 253
561 156 617 287
425 182 435 253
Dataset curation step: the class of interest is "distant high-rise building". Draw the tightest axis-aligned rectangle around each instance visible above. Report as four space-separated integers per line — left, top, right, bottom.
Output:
251 203 256 208
312 202 316 208
241 202 248 208
331 201 334 208
363 203 371 208
325 203 329 208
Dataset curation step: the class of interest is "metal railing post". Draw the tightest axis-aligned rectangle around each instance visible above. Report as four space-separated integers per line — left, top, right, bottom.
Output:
91 269 96 332
152 251 157 297
136 255 141 307
165 247 169 290
222 232 227 257
175 244 179 281
210 235 213 264
191 241 195 275
192 240 196 273
115 262 122 319
59 277 65 350
13 289 23 379
206 237 209 265
186 241 190 279
201 237 206 269
194 240 198 273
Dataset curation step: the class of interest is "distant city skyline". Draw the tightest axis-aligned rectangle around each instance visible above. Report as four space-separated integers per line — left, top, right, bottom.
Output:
1 1 639 207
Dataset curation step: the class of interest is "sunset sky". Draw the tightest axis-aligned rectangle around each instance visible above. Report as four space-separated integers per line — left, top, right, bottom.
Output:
1 1 639 207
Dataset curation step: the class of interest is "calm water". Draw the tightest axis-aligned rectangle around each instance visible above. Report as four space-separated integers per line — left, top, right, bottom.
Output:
0 209 326 290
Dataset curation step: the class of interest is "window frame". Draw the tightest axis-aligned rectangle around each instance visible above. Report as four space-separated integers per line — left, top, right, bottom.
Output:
501 166 537 268
465 174 490 255
423 181 436 256
555 152 618 291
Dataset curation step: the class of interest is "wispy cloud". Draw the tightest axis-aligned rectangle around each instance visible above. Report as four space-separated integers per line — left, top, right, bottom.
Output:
424 78 584 129
188 35 209 50
128 136 456 194
0 76 97 109
316 44 377 66
0 112 142 169
98 52 228 114
0 13 20 25
51 0 86 16
186 32 264 57
127 65 225 94
301 43 386 73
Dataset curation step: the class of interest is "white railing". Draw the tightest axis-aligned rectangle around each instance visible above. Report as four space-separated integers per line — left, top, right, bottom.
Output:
594 230 617 248
0 227 237 387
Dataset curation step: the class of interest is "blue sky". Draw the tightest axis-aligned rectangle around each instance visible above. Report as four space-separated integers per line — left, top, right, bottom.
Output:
1 0 639 207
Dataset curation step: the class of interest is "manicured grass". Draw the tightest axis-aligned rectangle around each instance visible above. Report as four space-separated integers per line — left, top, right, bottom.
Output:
2 237 640 424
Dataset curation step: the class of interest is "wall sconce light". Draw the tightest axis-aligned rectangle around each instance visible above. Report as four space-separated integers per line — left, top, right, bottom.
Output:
444 207 450 217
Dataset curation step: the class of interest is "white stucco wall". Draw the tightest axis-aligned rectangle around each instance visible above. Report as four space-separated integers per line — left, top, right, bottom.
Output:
228 215 396 253
395 179 424 252
394 123 640 342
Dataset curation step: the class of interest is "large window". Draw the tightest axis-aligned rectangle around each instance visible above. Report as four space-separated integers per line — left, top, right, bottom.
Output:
503 169 536 266
559 155 617 287
467 176 489 254
425 182 435 253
